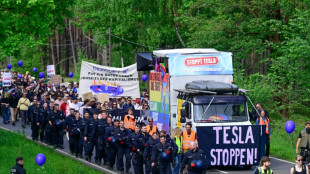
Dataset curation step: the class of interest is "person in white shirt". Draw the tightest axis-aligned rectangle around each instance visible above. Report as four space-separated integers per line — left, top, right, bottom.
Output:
70 97 82 112
132 98 141 110
79 99 91 117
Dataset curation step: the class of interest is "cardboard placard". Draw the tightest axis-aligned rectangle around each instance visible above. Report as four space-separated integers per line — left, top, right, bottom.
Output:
49 75 62 85
83 92 94 101
97 93 110 103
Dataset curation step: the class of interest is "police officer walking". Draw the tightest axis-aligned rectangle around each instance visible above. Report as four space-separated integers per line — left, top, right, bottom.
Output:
31 102 41 141
151 136 176 174
45 102 54 145
84 112 96 162
38 103 48 143
180 142 207 174
133 125 151 174
68 112 81 157
105 119 120 170
48 104 65 148
296 121 310 164
144 132 159 174
77 112 89 158
96 111 108 165
11 157 26 174
129 125 141 174
115 120 131 173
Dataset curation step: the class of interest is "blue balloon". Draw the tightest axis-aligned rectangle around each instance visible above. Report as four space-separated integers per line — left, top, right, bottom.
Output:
142 74 148 82
160 152 169 161
18 74 22 79
39 72 45 79
69 72 74 78
7 64 12 70
285 120 295 134
35 153 46 166
33 67 37 72
18 60 23 67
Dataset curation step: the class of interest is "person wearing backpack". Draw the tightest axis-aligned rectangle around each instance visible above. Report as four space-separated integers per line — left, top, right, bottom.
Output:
290 155 309 174
253 156 273 174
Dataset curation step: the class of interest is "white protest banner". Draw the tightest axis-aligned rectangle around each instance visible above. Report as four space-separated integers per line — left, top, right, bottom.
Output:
46 65 55 79
79 61 140 98
2 72 12 86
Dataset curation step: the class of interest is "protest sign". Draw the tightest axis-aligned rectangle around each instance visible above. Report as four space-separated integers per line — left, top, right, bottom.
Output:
197 125 265 167
2 72 12 86
78 61 140 98
46 65 56 79
97 93 109 103
82 92 94 101
49 75 62 85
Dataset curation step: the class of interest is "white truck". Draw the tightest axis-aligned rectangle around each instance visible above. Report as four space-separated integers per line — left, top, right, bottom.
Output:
138 49 265 168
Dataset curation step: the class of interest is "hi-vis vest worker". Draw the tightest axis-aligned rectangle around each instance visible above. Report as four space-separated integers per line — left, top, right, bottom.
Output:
175 135 183 153
147 125 157 135
257 167 273 174
124 115 135 131
182 130 196 150
259 117 270 135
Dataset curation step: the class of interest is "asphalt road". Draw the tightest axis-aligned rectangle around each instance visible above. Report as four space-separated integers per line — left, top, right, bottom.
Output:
0 118 295 174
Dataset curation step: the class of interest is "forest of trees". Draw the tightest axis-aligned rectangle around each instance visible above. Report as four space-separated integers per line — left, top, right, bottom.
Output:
0 0 310 118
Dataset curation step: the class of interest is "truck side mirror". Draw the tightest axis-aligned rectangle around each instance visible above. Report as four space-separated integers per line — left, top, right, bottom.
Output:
181 108 186 118
180 117 186 123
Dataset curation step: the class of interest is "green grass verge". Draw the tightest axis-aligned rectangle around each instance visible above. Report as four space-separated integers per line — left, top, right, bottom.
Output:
270 113 310 162
0 129 103 174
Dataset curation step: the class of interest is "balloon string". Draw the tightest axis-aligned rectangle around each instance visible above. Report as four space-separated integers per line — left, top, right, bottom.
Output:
288 133 296 160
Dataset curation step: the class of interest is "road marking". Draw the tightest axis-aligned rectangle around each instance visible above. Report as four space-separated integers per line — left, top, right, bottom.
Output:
212 168 229 173
270 156 295 165
0 125 117 174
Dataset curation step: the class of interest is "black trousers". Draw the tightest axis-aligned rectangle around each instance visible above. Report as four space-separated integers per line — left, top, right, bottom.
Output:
265 134 270 157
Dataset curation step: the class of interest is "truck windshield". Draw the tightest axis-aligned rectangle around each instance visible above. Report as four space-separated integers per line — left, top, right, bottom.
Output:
194 102 248 123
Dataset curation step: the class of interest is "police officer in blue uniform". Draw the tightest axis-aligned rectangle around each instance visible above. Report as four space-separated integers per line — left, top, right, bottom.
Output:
45 102 54 145
180 142 207 174
105 119 120 170
39 102 49 143
48 104 65 148
144 132 159 174
28 99 37 124
115 120 132 173
84 112 96 162
96 111 108 165
101 116 113 165
31 102 41 141
151 135 176 174
68 112 81 157
129 125 141 174
65 108 76 154
77 112 89 158
133 125 152 174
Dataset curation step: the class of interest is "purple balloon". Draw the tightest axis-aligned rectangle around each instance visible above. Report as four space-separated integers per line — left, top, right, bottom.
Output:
142 74 148 82
33 67 37 72
39 72 45 79
285 120 295 134
35 153 46 166
18 74 22 79
7 64 12 70
69 72 74 78
18 60 23 67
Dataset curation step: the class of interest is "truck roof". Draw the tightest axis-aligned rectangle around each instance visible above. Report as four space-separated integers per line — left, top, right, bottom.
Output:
153 48 221 57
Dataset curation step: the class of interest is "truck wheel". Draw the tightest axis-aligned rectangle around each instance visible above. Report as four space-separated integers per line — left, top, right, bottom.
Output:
243 165 252 169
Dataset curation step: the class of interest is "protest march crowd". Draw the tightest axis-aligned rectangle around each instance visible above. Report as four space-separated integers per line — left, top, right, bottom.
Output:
0 70 207 174
2 70 310 174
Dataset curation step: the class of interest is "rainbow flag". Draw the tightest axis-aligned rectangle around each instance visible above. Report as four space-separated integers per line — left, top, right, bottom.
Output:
4 88 15 98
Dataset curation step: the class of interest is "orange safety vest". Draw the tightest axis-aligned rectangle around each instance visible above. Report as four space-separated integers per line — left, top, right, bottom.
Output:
147 125 157 135
124 115 136 131
258 117 270 134
182 130 196 150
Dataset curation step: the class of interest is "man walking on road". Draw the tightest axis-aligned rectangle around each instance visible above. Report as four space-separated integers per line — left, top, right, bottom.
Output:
296 121 310 164
17 93 30 128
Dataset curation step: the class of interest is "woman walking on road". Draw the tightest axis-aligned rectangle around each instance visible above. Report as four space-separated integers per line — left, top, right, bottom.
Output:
290 155 309 174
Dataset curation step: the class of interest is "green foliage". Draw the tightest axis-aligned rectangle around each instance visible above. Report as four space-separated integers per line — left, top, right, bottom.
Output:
0 129 103 174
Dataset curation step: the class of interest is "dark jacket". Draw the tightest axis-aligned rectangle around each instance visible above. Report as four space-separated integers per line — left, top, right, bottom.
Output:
11 163 26 174
180 148 208 173
151 142 175 163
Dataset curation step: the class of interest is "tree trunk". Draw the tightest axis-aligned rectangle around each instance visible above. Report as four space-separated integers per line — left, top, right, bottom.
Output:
69 20 77 73
50 39 56 66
